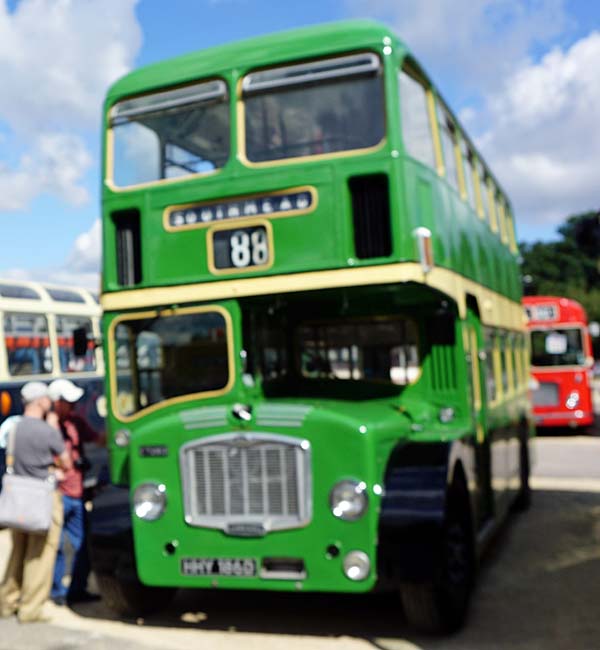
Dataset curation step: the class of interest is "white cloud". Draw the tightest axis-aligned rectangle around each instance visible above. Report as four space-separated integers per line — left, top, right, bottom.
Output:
66 219 101 273
347 0 598 234
0 133 92 210
346 0 570 93
477 32 600 226
0 0 142 211
4 219 101 290
0 0 141 132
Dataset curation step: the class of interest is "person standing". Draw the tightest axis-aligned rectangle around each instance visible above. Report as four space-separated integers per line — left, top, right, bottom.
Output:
0 381 71 623
49 379 102 605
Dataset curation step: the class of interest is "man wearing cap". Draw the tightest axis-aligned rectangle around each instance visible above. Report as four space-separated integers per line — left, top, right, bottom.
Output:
0 381 72 623
48 379 103 606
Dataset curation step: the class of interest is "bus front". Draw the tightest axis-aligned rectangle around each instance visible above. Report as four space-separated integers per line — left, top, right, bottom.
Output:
525 297 595 428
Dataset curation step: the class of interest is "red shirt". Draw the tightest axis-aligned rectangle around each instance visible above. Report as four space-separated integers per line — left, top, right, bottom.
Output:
58 414 99 499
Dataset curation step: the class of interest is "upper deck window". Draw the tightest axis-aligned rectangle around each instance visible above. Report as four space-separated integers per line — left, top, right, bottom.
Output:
399 70 435 168
530 328 585 367
46 288 85 303
0 284 40 300
437 106 459 192
109 79 230 188
478 163 490 221
242 53 385 163
460 139 477 210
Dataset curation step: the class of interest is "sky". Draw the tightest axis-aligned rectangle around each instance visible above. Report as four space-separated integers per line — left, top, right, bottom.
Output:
0 0 599 289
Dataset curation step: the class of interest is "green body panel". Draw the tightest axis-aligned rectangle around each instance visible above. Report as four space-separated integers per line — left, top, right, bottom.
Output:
99 20 530 593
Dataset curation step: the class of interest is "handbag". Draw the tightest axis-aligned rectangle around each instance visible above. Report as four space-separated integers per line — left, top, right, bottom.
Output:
0 422 55 534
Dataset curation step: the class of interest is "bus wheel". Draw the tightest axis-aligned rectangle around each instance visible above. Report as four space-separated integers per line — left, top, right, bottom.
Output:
513 428 531 512
95 572 176 618
399 486 474 633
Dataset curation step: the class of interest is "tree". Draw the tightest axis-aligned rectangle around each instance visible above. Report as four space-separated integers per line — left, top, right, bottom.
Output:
519 211 600 354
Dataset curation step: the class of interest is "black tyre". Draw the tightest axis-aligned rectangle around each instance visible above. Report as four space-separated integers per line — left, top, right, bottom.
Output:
400 484 474 633
95 572 176 618
513 428 531 512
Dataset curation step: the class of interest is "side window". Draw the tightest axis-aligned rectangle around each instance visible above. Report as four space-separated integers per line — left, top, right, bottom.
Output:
512 334 522 390
437 105 459 192
496 195 508 242
460 139 477 210
399 70 436 169
506 207 518 253
485 329 497 403
505 335 516 394
4 312 52 376
477 163 490 221
500 333 510 395
488 181 499 232
56 315 96 373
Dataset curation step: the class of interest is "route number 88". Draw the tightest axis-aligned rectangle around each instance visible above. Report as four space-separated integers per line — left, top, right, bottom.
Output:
230 228 269 268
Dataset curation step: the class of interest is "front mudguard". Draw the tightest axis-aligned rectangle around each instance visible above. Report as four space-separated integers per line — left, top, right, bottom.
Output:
377 439 475 584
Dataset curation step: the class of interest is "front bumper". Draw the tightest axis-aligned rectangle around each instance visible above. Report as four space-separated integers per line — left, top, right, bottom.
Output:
534 410 594 428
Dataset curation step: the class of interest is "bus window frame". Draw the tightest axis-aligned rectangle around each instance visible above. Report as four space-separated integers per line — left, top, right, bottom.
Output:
107 304 236 423
105 77 231 193
237 50 388 169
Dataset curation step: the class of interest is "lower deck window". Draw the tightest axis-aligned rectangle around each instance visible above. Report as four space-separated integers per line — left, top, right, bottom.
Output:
4 312 52 376
113 310 229 416
298 319 419 385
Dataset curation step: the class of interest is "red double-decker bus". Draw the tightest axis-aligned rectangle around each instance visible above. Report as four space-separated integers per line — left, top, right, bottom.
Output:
524 296 595 429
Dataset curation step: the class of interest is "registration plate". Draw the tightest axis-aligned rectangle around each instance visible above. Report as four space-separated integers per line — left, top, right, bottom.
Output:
180 557 257 577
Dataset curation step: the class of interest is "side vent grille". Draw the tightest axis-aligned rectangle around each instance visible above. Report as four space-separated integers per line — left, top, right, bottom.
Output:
431 345 457 392
112 209 141 286
349 174 392 259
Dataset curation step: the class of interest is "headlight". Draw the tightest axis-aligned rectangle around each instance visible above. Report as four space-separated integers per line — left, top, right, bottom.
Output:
330 480 368 521
566 391 580 409
133 483 166 521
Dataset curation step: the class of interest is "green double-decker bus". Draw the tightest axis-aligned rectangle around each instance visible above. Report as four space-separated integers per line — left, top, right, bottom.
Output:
91 20 532 632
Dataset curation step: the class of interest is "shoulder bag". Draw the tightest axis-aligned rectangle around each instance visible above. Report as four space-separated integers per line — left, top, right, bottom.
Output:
0 422 55 534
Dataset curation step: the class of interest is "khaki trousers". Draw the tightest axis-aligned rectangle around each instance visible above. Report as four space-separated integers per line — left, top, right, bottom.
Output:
0 490 63 622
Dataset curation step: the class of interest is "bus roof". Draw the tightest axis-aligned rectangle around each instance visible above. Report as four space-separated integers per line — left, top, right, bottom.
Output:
106 20 404 104
104 19 510 208
0 279 100 316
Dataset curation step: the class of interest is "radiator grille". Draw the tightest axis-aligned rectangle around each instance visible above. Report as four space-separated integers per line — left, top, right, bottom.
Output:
533 382 560 407
431 345 457 392
181 433 311 533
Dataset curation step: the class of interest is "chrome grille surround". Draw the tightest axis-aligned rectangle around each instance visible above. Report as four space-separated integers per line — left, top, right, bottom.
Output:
180 432 312 533
533 382 560 407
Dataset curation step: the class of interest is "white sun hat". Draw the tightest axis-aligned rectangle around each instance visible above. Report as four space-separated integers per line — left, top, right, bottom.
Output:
48 379 84 403
20 381 49 403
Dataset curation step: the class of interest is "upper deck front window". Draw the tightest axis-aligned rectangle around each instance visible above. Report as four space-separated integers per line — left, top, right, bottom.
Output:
109 80 230 188
530 328 585 367
242 53 385 163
